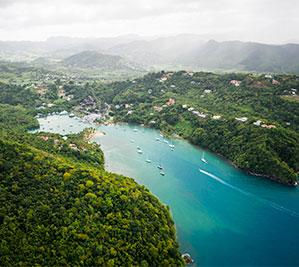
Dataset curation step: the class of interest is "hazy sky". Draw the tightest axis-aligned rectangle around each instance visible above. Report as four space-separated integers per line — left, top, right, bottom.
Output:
0 0 298 43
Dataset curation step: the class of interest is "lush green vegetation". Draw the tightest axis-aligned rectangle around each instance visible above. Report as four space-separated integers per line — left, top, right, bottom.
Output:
1 70 298 185
98 71 299 185
0 104 183 266
1 64 298 265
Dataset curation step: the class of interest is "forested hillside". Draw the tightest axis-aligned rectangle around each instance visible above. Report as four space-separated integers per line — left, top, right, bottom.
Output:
0 104 183 266
93 71 299 185
0 69 298 187
63 51 141 71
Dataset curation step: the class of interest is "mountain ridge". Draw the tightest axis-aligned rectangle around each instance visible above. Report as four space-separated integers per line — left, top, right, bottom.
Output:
1 35 299 73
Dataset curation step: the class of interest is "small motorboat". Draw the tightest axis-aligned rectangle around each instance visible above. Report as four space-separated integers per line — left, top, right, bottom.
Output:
182 253 194 265
201 151 208 164
201 158 208 164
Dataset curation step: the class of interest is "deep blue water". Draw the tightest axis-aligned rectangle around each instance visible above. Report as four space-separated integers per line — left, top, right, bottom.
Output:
38 115 299 267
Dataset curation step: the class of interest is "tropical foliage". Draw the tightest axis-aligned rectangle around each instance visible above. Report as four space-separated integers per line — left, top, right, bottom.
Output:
0 105 183 266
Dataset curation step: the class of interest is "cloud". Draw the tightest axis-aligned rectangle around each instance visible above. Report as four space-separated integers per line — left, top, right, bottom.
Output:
0 0 298 43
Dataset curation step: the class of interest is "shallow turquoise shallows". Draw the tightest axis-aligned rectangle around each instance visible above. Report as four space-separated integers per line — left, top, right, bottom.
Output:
38 115 299 267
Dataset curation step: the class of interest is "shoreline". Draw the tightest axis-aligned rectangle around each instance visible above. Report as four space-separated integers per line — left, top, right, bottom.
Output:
119 121 298 187
44 112 298 187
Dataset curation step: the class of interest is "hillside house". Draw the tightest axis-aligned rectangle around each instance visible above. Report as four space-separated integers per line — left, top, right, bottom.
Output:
80 96 97 111
261 124 276 129
253 120 262 126
212 115 222 120
230 80 241 87
69 144 79 151
35 85 47 96
166 98 176 106
235 117 248 122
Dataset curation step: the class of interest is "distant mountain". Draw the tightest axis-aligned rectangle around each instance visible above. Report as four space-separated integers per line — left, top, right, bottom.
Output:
177 40 299 73
1 35 299 73
0 35 144 60
63 50 142 71
108 34 205 66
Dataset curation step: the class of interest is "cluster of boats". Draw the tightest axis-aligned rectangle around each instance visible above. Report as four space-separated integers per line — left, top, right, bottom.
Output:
133 128 208 177
155 136 175 150
132 130 171 176
135 144 165 176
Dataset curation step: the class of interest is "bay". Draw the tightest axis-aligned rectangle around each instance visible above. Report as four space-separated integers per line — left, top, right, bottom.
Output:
37 115 299 267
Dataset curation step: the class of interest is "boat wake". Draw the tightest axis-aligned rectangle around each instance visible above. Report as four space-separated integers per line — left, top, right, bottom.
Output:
199 169 299 218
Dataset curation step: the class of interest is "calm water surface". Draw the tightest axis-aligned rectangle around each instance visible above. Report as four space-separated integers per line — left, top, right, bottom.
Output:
38 115 299 267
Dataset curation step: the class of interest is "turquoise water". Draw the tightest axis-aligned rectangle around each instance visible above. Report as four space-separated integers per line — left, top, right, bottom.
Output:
38 115 299 267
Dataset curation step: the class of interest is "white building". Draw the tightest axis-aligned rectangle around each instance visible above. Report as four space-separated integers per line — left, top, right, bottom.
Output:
253 120 262 126
235 117 248 122
212 115 222 120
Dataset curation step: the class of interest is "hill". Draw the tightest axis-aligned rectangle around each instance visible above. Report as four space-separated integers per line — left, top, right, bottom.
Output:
177 40 299 73
63 50 142 71
0 104 183 266
90 71 299 185
1 35 299 74
107 34 205 66
108 38 299 73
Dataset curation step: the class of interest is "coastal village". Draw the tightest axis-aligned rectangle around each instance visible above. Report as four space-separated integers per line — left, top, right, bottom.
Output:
34 71 298 133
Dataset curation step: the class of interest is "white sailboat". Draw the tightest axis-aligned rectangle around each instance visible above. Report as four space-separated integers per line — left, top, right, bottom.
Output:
137 146 143 154
145 153 151 163
169 141 175 149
